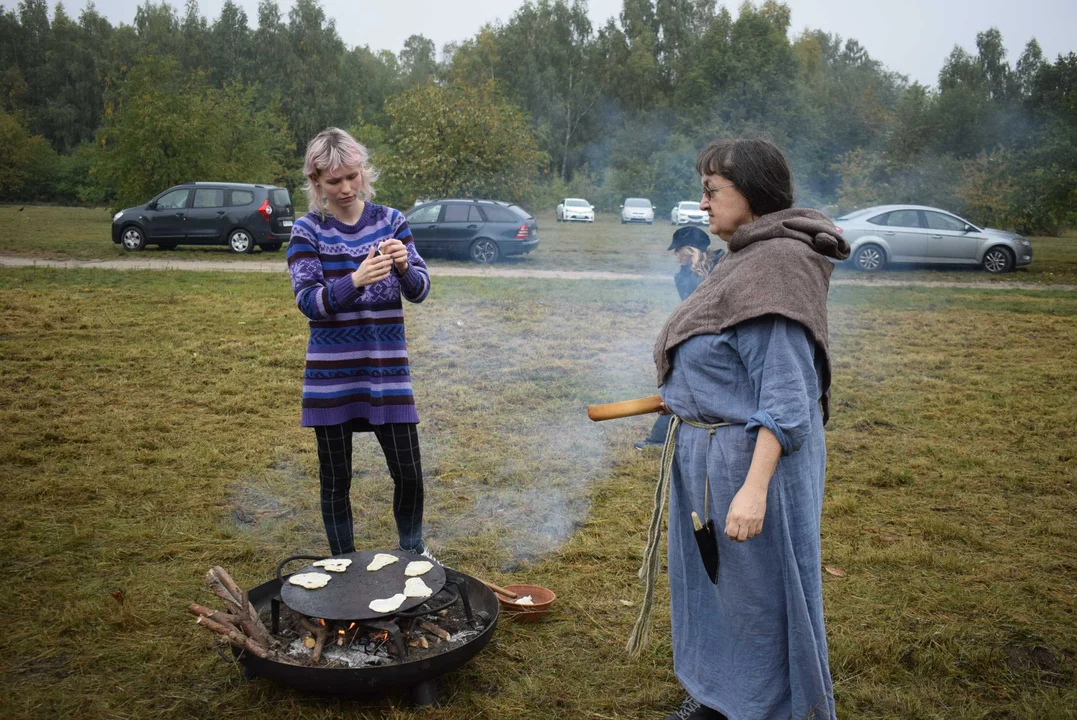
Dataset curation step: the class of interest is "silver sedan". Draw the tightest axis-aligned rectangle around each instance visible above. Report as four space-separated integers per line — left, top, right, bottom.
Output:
835 205 1032 273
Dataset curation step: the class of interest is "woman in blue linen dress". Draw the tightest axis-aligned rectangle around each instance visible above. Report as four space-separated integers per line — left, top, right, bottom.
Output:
640 139 849 720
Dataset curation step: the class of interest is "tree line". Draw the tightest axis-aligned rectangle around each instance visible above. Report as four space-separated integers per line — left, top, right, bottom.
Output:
1 0 1074 233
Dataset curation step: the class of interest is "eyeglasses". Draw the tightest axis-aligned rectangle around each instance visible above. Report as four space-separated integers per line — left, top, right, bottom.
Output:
702 183 734 200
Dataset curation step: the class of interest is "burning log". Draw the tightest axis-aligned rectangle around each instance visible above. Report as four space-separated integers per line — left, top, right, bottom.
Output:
298 617 330 665
418 620 451 642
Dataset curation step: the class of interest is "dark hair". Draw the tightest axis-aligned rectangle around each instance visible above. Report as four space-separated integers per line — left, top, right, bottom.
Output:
695 138 793 216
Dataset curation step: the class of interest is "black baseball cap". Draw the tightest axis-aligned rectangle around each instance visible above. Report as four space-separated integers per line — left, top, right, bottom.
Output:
667 226 711 252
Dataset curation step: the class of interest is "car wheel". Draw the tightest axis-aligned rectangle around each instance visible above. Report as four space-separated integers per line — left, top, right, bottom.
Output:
982 246 1014 274
261 243 282 252
469 238 499 264
853 244 886 272
228 229 254 254
121 226 146 251
158 243 177 251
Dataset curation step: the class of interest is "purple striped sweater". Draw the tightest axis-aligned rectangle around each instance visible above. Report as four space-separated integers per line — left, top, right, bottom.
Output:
286 203 430 427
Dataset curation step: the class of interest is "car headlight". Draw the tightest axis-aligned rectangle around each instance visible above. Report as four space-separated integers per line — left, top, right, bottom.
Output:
1017 238 1030 246
113 211 123 221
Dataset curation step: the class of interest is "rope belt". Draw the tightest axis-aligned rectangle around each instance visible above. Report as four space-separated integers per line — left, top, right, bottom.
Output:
626 414 736 656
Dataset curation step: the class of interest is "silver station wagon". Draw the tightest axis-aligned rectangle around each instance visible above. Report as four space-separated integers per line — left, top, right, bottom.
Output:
835 205 1032 274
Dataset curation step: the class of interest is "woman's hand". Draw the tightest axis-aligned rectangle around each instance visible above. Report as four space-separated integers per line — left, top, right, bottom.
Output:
657 401 672 415
351 245 394 288
378 238 410 274
724 483 767 542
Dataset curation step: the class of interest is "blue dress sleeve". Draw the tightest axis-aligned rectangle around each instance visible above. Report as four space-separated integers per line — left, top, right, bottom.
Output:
733 315 820 455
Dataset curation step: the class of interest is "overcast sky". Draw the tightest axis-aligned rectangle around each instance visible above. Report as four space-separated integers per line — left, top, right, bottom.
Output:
10 0 1077 86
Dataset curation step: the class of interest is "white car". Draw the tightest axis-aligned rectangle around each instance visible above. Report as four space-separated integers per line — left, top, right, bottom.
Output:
620 198 654 224
556 198 595 222
670 201 708 225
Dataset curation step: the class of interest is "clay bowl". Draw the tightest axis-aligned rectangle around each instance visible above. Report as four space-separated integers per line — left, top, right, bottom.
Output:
494 584 557 622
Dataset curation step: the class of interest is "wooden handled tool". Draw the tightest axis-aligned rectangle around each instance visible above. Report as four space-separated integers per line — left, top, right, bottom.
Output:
587 395 664 422
478 579 518 599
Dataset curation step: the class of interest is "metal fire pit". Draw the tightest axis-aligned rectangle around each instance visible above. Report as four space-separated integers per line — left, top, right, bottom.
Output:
233 566 499 707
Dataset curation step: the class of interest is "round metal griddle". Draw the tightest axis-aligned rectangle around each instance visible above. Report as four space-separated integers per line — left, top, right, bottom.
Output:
277 550 446 621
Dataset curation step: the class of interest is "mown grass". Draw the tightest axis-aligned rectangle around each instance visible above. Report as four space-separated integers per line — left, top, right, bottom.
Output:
0 266 1075 719
2 205 1076 286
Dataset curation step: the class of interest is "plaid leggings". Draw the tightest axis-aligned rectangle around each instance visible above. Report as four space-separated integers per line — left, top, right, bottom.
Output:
313 421 424 556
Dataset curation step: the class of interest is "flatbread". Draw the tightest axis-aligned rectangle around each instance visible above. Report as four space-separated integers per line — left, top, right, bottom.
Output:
366 553 399 571
288 572 332 590
368 593 407 614
404 576 433 598
404 560 433 577
515 595 535 605
313 558 352 572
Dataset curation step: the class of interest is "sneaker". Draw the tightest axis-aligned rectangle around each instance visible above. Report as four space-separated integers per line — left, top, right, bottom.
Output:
662 696 726 720
401 541 446 567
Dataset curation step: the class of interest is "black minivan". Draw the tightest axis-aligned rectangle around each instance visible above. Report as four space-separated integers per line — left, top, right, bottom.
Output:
404 199 539 263
111 182 295 253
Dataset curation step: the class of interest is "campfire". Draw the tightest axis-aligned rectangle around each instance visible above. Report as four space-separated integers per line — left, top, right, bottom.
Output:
188 551 499 707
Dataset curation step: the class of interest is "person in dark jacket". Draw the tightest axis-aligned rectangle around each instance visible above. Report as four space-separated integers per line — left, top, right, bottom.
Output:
636 226 716 450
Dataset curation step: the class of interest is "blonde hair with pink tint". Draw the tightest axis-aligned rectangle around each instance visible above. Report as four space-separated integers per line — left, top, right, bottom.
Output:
303 127 379 215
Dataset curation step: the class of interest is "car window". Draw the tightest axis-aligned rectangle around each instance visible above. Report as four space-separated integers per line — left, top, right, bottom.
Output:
270 189 291 206
508 204 533 219
407 204 441 224
679 202 698 210
193 188 224 208
443 204 472 222
229 190 254 206
469 206 483 222
869 210 920 228
479 205 519 223
566 199 589 207
625 198 651 208
156 189 190 210
923 211 966 231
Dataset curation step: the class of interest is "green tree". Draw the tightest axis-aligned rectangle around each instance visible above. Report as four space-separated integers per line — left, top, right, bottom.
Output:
94 55 291 210
379 82 547 205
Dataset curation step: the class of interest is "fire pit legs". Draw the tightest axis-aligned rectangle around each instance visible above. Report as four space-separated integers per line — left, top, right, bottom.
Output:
271 596 281 635
365 620 408 660
445 579 476 629
412 679 439 708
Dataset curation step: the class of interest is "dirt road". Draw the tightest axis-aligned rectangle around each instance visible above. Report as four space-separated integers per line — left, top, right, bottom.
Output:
1 255 1074 291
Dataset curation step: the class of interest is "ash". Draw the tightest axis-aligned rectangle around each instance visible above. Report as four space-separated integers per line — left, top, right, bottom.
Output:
286 639 393 668
262 600 490 669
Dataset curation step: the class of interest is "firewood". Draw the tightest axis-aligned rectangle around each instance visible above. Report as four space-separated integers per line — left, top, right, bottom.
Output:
408 636 429 649
204 568 244 614
203 567 272 647
187 603 241 631
298 618 330 665
194 616 300 666
418 620 451 642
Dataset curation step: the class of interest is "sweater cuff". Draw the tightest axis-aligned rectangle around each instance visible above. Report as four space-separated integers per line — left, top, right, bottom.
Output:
330 274 364 310
745 410 792 456
399 264 425 295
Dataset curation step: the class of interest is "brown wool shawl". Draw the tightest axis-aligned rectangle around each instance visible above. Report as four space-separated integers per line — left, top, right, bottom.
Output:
653 208 850 423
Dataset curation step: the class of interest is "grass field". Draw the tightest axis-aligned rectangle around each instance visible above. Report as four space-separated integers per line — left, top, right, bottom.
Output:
2 205 1076 285
0 263 1074 719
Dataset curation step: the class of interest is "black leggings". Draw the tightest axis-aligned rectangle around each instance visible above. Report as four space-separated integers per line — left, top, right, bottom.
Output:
313 421 424 556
